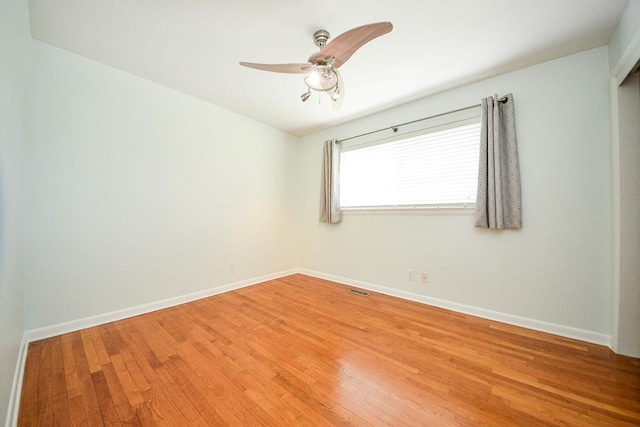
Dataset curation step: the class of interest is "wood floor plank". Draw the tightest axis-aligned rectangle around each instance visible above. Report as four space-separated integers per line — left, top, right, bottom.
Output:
87 327 114 367
117 349 151 395
96 324 127 358
67 394 89 426
90 370 121 425
151 364 210 426
100 361 137 423
70 332 105 427
59 334 81 400
35 338 54 426
162 355 228 425
177 340 268 425
18 274 640 426
50 338 71 426
134 316 179 364
168 351 245 425
79 329 102 374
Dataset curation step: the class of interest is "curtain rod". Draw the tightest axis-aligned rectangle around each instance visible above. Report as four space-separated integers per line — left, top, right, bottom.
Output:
337 96 508 144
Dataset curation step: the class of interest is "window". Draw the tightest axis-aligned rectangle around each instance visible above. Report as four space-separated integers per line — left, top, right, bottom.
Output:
339 110 481 210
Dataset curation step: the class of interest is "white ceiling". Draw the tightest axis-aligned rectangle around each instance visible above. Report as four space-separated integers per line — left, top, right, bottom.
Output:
29 0 629 136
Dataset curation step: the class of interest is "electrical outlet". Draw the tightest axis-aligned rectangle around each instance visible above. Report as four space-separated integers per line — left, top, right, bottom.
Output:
421 272 428 283
407 269 415 281
229 263 236 273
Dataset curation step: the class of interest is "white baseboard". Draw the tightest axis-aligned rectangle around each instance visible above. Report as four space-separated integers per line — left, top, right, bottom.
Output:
24 269 297 343
299 268 612 348
5 335 28 427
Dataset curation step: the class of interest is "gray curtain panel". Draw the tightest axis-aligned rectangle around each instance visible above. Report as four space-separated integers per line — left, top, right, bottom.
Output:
319 139 342 223
475 94 522 229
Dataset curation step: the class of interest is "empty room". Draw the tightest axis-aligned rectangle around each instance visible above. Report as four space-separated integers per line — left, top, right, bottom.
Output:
2 0 640 425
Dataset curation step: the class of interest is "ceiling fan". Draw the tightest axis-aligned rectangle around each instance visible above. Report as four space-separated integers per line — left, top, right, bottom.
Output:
240 22 393 109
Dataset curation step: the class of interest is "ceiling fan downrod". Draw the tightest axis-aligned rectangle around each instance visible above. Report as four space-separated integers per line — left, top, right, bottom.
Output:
313 30 330 48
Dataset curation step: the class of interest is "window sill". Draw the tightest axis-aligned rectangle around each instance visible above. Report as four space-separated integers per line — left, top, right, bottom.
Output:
341 206 475 216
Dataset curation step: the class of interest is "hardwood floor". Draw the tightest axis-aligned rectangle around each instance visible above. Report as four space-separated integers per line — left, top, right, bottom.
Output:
18 274 640 426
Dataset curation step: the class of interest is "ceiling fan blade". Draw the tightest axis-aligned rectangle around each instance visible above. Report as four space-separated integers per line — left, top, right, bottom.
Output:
239 62 311 74
318 22 393 68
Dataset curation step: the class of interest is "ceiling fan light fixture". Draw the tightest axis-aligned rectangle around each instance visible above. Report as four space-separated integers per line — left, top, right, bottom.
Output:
304 64 338 92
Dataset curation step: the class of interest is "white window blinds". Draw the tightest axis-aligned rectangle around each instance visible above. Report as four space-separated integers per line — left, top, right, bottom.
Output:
340 118 481 209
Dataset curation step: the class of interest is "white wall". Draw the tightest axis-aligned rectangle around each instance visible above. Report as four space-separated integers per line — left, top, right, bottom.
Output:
296 47 613 340
0 0 29 424
24 42 299 330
